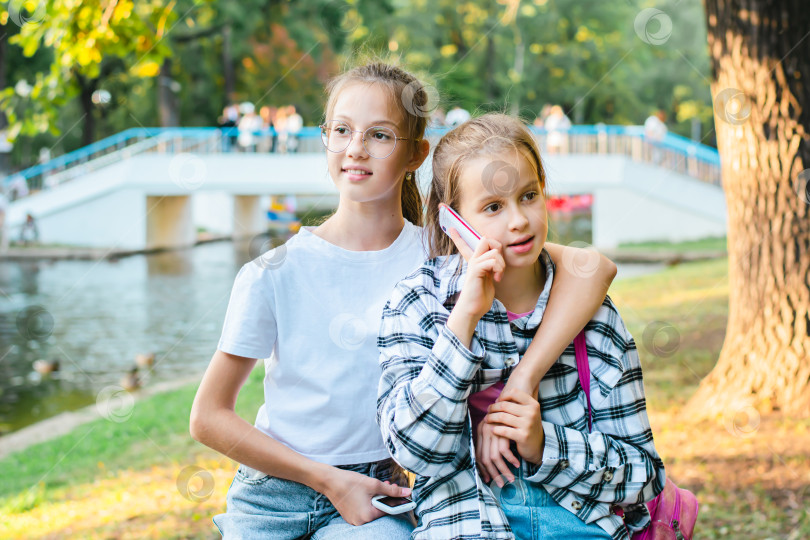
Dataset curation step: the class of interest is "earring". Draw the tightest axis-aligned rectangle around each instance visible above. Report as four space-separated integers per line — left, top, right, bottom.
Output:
405 171 414 181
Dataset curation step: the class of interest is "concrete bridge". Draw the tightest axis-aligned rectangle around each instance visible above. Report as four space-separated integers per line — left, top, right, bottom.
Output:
1 126 726 251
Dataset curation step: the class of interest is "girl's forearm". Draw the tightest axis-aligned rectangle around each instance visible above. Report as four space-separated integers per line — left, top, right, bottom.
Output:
446 305 482 349
191 407 334 493
516 244 617 390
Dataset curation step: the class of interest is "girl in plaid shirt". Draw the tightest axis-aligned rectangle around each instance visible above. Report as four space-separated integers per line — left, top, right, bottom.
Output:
378 113 666 539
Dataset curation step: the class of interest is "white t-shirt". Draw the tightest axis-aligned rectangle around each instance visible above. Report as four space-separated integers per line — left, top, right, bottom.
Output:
218 220 428 465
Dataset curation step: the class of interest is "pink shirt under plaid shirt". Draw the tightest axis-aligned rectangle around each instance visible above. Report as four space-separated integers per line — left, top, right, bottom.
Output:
468 309 532 434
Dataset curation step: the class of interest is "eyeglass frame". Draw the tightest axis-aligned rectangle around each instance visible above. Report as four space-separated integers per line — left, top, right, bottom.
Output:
318 120 421 159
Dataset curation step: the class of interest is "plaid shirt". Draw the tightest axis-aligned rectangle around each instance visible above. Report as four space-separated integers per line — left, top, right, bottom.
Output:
377 250 666 539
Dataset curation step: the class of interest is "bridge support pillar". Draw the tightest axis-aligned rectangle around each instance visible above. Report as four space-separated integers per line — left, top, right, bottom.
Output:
233 195 267 239
146 195 196 249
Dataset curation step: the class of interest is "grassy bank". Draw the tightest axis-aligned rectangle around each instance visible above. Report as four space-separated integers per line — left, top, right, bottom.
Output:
617 236 727 253
1 256 808 539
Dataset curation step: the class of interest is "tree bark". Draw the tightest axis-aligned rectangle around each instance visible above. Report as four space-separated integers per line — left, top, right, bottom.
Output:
222 23 236 103
158 58 179 127
76 73 97 147
0 21 7 130
685 0 810 417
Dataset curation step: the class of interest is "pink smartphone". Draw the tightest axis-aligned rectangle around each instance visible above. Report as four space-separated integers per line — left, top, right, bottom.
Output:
438 203 480 251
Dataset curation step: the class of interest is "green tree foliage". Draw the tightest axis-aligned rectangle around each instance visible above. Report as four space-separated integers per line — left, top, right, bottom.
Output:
0 0 182 144
385 0 712 135
1 0 715 168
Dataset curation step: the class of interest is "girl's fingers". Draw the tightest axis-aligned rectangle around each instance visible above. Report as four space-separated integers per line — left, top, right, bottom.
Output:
488 400 525 417
492 425 521 441
375 479 412 498
500 436 521 468
485 237 503 251
475 258 506 279
491 435 514 483
486 411 525 429
480 429 497 485
448 228 474 261
484 438 503 487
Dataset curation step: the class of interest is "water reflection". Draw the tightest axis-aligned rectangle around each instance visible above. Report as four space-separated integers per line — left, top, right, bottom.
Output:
0 236 282 435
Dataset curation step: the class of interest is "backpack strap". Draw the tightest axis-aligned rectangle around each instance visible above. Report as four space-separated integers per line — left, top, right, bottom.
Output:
574 330 592 432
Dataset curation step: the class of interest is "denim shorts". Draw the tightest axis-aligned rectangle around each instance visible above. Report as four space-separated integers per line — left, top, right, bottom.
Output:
494 462 615 540
212 457 414 539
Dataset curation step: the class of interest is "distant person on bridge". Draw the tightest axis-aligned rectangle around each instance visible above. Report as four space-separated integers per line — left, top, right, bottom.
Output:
190 60 618 540
644 110 668 164
218 104 240 152
237 102 262 152
284 105 304 153
259 105 278 153
445 105 471 127
544 105 571 154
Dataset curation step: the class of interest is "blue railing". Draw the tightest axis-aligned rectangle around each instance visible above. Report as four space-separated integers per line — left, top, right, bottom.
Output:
3 124 721 197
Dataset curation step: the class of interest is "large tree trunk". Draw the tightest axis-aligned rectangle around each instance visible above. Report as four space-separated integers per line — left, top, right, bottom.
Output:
685 0 810 417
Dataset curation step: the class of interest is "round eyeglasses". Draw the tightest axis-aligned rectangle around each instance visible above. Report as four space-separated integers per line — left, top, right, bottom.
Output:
319 120 417 159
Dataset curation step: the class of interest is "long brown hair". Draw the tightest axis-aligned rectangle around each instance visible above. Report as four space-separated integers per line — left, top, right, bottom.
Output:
323 60 430 226
425 113 547 259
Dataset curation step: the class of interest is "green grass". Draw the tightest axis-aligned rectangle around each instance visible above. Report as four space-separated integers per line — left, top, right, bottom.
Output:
4 256 808 539
610 257 729 410
0 367 264 500
617 236 727 253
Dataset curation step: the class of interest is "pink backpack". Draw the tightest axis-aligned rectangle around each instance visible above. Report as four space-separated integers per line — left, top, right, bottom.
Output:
574 331 699 540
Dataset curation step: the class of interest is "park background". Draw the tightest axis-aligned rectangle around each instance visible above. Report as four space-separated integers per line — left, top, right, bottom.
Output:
0 0 808 538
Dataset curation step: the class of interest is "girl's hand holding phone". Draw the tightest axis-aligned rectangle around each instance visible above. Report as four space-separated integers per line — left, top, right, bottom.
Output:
447 227 505 322
323 467 412 526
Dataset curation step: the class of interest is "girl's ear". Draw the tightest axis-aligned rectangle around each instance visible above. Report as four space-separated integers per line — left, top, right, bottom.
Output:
407 139 431 172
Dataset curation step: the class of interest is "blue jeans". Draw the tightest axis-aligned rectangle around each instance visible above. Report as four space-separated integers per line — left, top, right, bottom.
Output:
213 458 414 539
494 463 614 540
